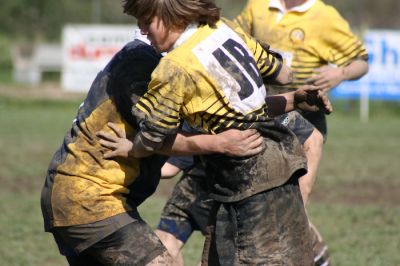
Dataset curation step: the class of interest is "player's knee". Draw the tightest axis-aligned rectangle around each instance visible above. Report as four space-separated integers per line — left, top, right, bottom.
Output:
304 129 324 156
310 129 324 146
155 230 184 258
315 129 324 145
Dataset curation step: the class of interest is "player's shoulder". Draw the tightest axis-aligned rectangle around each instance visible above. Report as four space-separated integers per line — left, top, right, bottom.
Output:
159 26 213 73
157 52 183 70
152 55 191 83
314 1 346 21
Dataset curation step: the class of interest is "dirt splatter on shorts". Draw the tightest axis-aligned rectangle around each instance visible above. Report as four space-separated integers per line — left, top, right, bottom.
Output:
158 111 314 244
276 110 314 144
202 176 314 266
157 168 213 242
53 217 167 266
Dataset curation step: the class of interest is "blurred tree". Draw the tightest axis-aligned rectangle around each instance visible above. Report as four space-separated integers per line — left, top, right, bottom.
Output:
0 0 131 42
0 0 398 43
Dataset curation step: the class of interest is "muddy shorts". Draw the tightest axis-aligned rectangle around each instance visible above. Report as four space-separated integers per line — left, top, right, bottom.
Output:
202 176 314 266
276 110 314 145
52 211 166 266
157 171 213 242
157 111 313 244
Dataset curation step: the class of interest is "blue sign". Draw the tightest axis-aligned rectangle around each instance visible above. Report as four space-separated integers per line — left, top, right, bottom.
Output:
331 30 400 101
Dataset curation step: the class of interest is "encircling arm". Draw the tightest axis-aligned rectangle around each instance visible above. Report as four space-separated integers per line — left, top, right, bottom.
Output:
97 123 264 159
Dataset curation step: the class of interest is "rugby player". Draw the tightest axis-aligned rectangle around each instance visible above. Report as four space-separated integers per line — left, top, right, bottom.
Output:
156 111 322 265
235 0 369 263
40 35 265 266
98 0 333 264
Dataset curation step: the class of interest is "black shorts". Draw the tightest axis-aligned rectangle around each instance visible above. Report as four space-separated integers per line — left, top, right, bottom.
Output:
202 176 313 266
276 110 314 145
52 211 166 266
300 110 327 139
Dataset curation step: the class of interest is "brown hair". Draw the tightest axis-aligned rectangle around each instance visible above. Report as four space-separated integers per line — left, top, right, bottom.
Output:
123 0 220 29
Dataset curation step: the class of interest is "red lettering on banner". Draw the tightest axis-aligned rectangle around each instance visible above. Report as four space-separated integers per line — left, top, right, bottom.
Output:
69 43 121 60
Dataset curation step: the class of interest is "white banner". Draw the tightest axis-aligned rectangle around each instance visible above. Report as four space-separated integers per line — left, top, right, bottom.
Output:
332 30 400 100
61 24 134 92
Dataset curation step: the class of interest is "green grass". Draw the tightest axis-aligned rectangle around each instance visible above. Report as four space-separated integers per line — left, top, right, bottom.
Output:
0 67 14 85
0 94 399 265
0 192 66 266
308 204 400 266
320 113 400 185
0 96 81 266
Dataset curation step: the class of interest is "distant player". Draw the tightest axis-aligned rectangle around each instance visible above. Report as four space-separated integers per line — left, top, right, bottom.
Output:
235 0 369 264
100 0 333 264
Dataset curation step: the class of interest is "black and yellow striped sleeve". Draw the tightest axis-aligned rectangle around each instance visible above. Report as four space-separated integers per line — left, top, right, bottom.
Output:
323 7 369 66
136 59 195 133
256 42 283 81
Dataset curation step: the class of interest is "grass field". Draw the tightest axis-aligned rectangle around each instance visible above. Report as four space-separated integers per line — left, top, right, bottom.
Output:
0 85 399 266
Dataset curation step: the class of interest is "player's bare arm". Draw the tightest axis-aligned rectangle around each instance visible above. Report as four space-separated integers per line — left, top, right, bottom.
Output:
97 123 263 159
307 59 369 91
160 162 182 179
299 129 324 205
274 63 293 85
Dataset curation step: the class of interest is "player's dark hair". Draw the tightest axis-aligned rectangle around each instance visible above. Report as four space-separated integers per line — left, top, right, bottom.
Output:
123 0 220 29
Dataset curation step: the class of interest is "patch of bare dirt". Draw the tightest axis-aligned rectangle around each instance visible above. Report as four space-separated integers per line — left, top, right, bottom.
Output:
310 181 400 207
6 172 398 207
154 177 400 207
153 177 180 198
1 176 41 193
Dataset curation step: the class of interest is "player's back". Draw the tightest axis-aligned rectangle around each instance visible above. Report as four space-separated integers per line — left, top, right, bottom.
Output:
41 40 165 230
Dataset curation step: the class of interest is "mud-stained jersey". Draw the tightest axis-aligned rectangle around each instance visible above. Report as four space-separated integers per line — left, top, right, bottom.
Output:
235 0 369 91
136 19 283 135
136 20 306 203
41 40 165 230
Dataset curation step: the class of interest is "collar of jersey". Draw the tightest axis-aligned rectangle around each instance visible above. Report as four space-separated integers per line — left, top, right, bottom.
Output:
172 23 199 50
269 0 316 14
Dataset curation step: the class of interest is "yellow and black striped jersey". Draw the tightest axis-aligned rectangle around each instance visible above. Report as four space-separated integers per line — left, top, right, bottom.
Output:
41 41 165 229
135 20 307 202
235 0 369 91
136 19 283 135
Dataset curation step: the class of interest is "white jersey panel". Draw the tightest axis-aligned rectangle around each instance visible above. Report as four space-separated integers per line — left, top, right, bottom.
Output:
192 23 266 115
